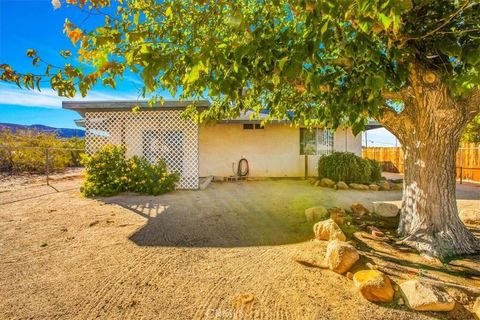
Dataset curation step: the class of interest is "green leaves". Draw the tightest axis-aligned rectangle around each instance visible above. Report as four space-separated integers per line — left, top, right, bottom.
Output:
2 0 479 133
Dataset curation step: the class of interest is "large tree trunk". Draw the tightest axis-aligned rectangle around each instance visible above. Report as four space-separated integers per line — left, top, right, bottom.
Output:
379 65 480 259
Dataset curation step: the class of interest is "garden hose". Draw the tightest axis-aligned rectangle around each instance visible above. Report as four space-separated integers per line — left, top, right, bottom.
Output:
232 158 249 177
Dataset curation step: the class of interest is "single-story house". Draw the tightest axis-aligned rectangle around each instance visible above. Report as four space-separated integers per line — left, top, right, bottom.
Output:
64 100 378 189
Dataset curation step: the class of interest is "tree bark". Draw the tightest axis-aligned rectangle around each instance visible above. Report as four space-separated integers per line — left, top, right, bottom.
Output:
378 64 480 259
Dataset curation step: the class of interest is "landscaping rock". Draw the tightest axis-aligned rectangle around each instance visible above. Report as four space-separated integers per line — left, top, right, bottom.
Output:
292 240 328 268
349 183 369 190
320 178 336 188
313 219 346 241
353 270 395 303
459 208 480 226
314 180 321 187
337 181 349 190
378 180 391 191
305 206 329 222
473 297 480 319
324 240 359 274
399 280 455 312
350 203 370 216
328 207 347 226
373 202 399 217
369 184 380 191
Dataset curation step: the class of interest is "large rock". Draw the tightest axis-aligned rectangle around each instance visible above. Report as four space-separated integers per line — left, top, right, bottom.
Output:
305 206 329 222
324 240 359 274
328 207 347 226
373 201 399 217
337 181 349 190
378 180 391 191
369 184 380 191
351 203 370 216
399 280 455 312
320 178 336 188
459 208 480 226
314 180 321 187
313 218 346 241
353 270 395 303
349 183 369 190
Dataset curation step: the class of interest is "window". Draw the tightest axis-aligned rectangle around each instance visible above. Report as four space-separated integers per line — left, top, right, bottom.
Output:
243 123 264 130
300 128 334 155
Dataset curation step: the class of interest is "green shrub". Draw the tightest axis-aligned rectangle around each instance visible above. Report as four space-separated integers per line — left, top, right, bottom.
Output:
366 159 382 182
81 145 127 197
82 145 179 197
125 156 179 196
317 152 381 184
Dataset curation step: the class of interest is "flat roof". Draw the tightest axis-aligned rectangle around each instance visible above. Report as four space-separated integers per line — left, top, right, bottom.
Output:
63 100 210 115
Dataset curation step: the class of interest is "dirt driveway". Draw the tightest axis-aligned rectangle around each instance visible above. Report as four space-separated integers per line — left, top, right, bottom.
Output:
0 179 478 320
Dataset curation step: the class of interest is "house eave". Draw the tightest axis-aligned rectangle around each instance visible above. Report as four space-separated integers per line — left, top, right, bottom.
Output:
62 100 210 116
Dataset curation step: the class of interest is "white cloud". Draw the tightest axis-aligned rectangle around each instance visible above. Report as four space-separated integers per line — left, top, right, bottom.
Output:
0 83 140 109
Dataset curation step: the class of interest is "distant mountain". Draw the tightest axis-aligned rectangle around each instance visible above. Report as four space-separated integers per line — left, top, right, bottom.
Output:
0 123 85 138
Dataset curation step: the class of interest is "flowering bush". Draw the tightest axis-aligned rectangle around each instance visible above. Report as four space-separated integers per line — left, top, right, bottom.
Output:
81 145 179 197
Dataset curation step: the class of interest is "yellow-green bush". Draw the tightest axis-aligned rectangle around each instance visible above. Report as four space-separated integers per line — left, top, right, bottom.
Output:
82 145 179 197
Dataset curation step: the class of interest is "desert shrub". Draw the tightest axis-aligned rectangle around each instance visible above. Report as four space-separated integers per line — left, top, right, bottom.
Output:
81 145 127 197
125 156 179 196
318 152 381 184
0 129 85 173
82 145 179 197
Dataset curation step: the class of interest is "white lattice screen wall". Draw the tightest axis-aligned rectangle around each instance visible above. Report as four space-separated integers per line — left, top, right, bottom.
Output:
84 110 199 189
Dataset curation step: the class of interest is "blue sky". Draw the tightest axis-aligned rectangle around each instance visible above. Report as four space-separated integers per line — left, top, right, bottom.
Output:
0 0 158 129
0 0 396 146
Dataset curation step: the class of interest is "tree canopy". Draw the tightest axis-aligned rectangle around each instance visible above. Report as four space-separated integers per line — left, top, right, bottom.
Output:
1 0 479 132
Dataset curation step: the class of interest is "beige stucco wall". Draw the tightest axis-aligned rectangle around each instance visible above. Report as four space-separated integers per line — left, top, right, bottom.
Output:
199 123 361 177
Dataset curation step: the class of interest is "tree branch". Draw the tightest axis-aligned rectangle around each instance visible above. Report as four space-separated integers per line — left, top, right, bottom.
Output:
381 91 403 101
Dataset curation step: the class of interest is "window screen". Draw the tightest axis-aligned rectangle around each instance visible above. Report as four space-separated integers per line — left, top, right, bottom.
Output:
300 128 334 155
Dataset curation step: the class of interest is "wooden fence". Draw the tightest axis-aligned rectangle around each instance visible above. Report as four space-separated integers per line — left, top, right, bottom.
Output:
362 143 480 183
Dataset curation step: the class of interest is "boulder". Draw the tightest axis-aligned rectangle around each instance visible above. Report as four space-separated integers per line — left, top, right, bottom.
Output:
353 270 395 303
337 181 349 190
305 206 329 222
313 218 346 241
328 207 347 226
314 180 321 187
373 202 399 217
379 180 391 191
350 203 370 216
459 208 480 226
320 178 336 188
473 297 480 319
399 280 455 312
349 183 369 190
324 240 359 274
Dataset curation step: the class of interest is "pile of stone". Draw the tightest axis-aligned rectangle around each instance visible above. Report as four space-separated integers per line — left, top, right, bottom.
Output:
309 178 403 191
299 203 477 315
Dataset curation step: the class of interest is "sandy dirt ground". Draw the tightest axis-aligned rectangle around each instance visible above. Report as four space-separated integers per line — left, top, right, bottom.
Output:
0 178 479 320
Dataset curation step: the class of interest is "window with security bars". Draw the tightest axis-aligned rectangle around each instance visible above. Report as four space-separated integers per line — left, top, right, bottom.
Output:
300 128 334 155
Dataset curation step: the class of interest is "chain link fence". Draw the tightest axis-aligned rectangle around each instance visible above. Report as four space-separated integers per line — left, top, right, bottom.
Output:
0 145 85 186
